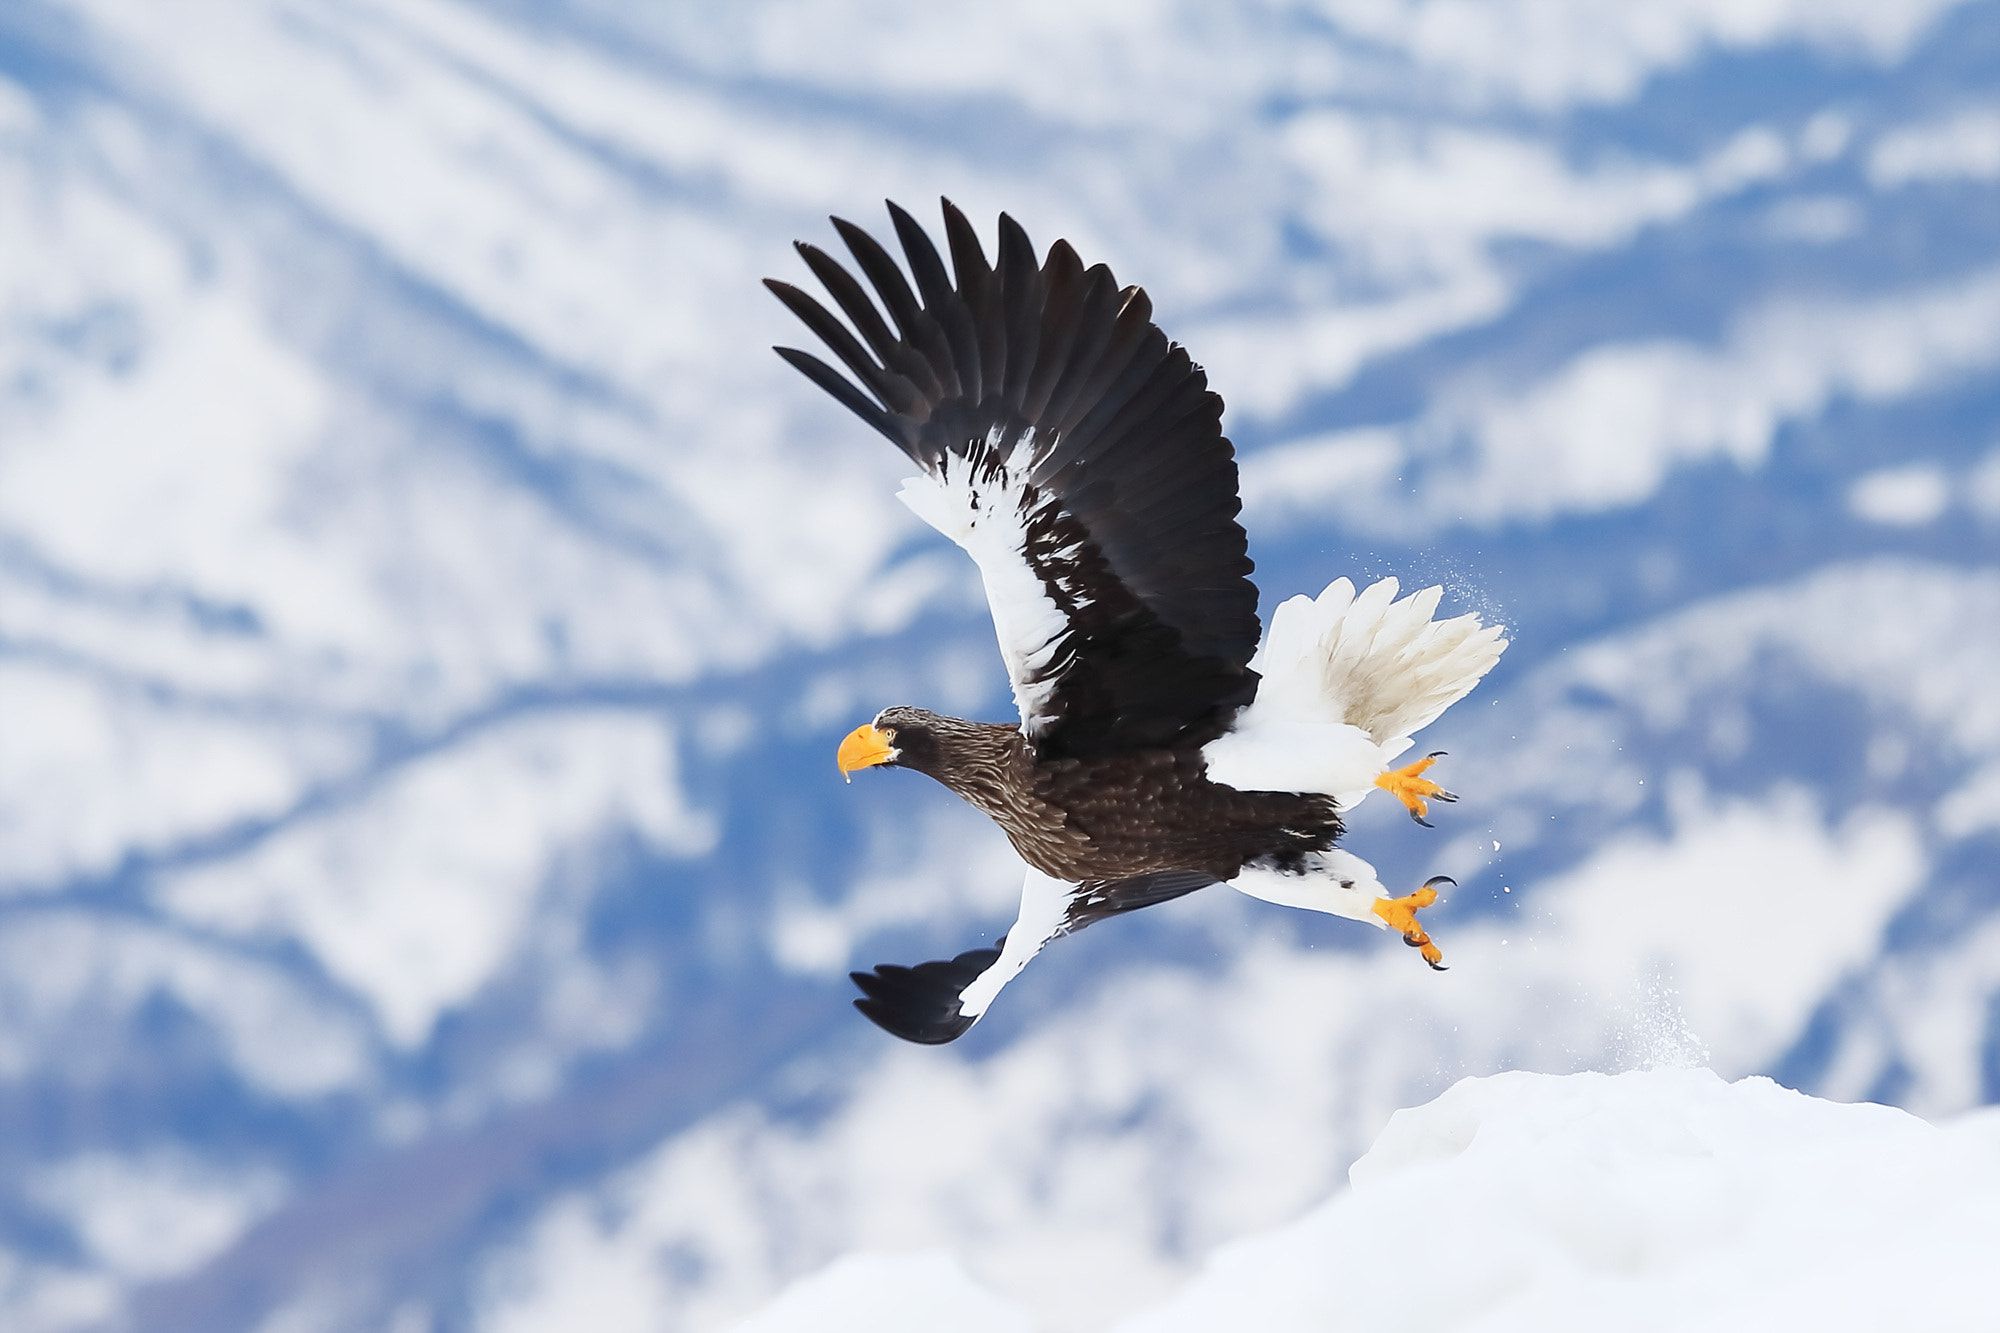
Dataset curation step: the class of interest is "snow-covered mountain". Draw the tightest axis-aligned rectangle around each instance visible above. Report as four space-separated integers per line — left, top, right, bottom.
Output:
738 1069 2000 1333
3 2 1998 1329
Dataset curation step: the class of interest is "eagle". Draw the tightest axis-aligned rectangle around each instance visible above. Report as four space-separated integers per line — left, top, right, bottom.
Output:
768 200 1507 1044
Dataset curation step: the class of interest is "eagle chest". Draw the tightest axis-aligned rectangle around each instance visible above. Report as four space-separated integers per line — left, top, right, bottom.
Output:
998 754 1227 881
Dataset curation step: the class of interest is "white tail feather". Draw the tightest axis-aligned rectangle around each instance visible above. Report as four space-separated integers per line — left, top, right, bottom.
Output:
1202 578 1507 803
1268 576 1507 742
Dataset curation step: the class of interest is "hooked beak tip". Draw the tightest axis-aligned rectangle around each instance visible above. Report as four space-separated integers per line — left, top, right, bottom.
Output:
835 723 897 781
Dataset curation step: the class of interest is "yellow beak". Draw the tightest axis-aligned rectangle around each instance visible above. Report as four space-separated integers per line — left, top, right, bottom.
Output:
836 724 898 781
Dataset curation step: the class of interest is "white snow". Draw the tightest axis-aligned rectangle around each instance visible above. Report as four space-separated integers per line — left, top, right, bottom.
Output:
1411 271 2000 525
0 916 373 1099
736 1069 2000 1333
1238 268 2000 534
0 662 362 891
733 1253 1031 1333
1848 465 1950 526
27 1150 285 1283
1128 1068 2000 1332
1869 105 2000 185
162 712 715 1046
1322 0 1962 110
1973 447 2000 519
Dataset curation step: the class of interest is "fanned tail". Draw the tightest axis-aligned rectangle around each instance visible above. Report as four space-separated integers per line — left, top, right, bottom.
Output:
1203 577 1506 802
1252 577 1507 742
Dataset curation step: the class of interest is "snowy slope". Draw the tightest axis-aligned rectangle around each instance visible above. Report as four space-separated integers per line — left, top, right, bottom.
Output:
1127 1069 2000 1333
738 1069 2000 1333
3 1 2000 1330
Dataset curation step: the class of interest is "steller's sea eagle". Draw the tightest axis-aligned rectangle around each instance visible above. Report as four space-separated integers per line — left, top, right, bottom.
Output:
767 200 1507 1044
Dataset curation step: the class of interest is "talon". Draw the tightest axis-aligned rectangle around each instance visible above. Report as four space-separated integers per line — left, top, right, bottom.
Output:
1372 880 1449 970
1403 933 1449 971
1376 754 1458 826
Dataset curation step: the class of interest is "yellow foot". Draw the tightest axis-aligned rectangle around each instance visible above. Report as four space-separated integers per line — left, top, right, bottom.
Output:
1371 875 1452 971
1374 751 1459 828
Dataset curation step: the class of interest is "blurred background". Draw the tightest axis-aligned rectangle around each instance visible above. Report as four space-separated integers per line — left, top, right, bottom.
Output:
3 1 1999 1329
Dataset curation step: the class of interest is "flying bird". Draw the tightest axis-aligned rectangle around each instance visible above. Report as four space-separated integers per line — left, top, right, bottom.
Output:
768 200 1507 1044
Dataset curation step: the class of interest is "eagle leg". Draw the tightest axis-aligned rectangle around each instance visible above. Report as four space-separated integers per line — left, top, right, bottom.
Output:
1374 751 1458 827
1371 875 1452 971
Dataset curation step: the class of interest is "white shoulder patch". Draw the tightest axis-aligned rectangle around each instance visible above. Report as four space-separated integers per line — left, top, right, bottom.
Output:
896 432 1077 737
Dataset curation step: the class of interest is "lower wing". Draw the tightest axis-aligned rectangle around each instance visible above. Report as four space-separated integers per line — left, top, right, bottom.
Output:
849 867 1212 1044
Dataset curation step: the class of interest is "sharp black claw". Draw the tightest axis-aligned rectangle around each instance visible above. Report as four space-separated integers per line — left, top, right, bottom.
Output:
1412 813 1434 828
1423 874 1457 890
1428 960 1449 972
1434 790 1459 803
1426 750 1448 759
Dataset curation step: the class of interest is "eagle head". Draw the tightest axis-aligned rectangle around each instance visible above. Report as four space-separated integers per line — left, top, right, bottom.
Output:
836 706 962 781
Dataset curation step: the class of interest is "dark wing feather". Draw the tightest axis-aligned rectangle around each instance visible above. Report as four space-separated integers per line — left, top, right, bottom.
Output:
850 947 1001 1045
1063 870 1214 930
769 199 1260 757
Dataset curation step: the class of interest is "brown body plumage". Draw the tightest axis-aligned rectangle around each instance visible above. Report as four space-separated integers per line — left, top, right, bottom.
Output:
878 708 1342 885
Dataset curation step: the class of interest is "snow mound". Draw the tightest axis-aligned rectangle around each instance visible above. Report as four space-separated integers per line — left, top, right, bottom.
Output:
738 1069 2000 1332
1127 1068 2000 1332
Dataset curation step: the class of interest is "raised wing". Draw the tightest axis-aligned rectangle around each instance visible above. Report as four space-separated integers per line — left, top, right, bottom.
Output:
768 199 1260 758
849 868 1213 1044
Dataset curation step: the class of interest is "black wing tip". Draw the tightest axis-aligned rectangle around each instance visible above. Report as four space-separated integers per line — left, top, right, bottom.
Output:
863 199 1025 245
851 997 972 1045
996 212 1036 266
794 239 845 275
847 947 1001 1045
769 343 825 371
